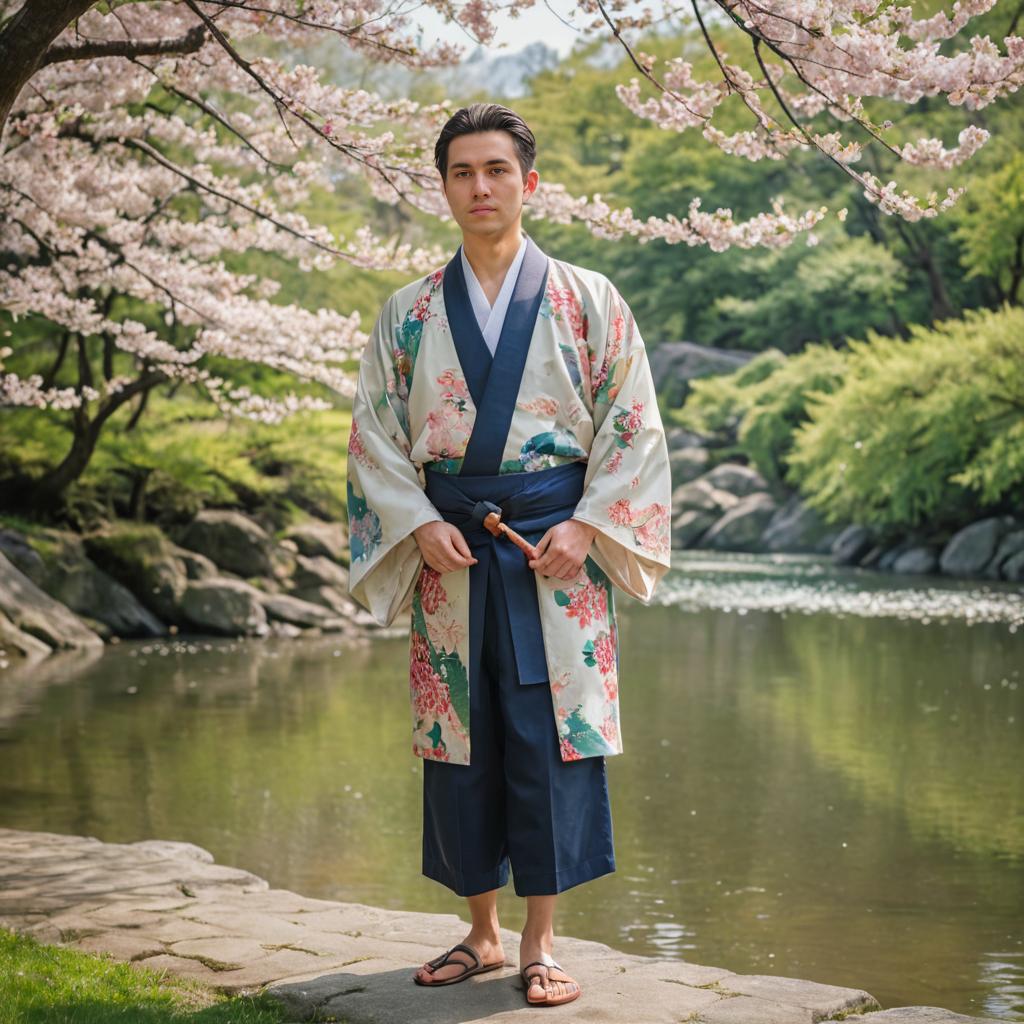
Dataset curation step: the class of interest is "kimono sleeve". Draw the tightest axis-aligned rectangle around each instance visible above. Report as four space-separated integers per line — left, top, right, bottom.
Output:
571 280 672 602
346 293 442 625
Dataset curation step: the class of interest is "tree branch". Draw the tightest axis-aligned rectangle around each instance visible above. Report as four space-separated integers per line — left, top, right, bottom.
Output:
40 23 208 67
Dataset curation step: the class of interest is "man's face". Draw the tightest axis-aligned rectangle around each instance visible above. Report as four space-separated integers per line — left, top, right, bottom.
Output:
440 130 539 240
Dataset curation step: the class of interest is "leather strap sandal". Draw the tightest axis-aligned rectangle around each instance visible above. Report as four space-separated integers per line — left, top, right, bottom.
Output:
521 956 582 1006
413 942 506 986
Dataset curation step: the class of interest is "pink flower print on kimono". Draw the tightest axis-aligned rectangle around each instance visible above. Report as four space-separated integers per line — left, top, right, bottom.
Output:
409 565 471 764
425 368 472 462
591 307 628 405
541 283 591 400
543 558 620 760
347 417 379 470
607 498 671 559
604 399 644 474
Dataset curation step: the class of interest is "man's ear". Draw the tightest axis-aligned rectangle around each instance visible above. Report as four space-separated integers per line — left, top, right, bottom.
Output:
524 168 539 200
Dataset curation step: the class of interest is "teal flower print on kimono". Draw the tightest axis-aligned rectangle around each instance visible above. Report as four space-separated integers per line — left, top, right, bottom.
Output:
511 430 588 472
346 480 382 563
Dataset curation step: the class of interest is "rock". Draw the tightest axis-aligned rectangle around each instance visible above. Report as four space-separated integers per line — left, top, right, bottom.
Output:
0 608 52 661
700 462 770 497
891 546 940 575
648 341 755 408
0 551 103 653
939 516 1017 577
0 528 45 579
292 554 349 591
25 530 166 639
665 426 710 451
672 479 739 516
84 525 190 625
283 519 349 563
1002 549 1024 582
168 544 220 582
669 446 710 486
258 592 350 631
178 510 279 579
859 543 887 568
179 578 270 637
672 509 718 548
291 584 357 617
982 528 1024 579
878 539 917 571
832 525 874 566
696 492 779 552
762 494 838 554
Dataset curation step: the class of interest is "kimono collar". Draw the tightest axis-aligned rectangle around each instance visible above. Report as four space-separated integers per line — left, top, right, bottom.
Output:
443 233 550 477
460 234 528 352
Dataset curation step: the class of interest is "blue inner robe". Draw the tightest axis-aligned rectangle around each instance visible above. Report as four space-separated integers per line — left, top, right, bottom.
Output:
426 236 586 688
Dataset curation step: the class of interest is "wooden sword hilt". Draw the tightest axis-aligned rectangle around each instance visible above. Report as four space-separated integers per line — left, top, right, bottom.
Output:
482 510 538 560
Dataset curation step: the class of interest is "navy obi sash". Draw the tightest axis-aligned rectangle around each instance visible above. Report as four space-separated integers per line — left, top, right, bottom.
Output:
425 460 586 687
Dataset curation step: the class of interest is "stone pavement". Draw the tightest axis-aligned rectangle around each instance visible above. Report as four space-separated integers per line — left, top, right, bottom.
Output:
0 828 1000 1024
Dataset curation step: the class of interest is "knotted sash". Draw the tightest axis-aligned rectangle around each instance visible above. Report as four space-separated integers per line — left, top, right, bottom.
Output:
425 461 587 687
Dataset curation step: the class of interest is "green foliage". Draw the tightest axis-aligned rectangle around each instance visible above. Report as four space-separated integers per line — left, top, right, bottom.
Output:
786 304 1024 528
951 151 1024 304
0 392 351 531
0 928 287 1024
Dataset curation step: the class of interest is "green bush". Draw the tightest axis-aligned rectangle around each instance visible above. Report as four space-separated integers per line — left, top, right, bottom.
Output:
786 304 1024 529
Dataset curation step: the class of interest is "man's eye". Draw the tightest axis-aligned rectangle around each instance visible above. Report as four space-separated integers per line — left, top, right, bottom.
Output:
491 168 505 174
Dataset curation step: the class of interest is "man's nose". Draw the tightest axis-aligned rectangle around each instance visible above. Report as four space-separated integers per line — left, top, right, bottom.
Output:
472 174 491 196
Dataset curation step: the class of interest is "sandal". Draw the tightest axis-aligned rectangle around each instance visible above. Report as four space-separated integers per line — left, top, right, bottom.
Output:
521 956 582 1006
413 942 506 986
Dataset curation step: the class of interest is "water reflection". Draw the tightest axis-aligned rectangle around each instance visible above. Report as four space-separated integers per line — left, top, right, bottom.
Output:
0 554 1021 1019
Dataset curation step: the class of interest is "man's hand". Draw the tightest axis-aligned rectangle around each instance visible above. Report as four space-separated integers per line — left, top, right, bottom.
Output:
528 518 598 580
414 521 478 574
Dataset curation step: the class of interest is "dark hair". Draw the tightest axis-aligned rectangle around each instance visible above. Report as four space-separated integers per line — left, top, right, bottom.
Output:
434 102 536 181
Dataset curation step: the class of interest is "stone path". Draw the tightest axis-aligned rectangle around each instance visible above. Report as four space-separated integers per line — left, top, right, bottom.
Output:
0 828 1000 1023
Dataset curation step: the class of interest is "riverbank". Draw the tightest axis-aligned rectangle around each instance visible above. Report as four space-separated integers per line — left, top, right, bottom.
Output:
0 827 1003 1024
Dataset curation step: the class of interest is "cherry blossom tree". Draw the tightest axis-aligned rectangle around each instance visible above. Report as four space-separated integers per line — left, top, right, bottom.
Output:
0 0 1021 509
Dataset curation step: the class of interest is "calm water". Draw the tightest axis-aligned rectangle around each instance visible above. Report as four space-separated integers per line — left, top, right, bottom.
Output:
1 553 1022 1019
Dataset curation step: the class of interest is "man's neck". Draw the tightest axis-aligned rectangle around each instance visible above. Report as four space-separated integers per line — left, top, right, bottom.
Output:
461 227 524 287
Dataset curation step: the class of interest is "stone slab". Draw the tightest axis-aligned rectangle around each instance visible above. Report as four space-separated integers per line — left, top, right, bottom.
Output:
0 827 1002 1024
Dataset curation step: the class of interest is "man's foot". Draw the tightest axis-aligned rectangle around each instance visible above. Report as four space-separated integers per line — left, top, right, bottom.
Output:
521 954 581 1006
413 933 505 985
520 935 580 1005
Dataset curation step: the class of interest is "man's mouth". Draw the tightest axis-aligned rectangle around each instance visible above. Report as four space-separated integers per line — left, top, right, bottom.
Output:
470 206 495 214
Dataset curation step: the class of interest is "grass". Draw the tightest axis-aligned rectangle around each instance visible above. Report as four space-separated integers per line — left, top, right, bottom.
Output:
0 928 290 1024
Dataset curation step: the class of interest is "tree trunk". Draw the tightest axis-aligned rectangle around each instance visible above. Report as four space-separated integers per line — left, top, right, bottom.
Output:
0 0 95 133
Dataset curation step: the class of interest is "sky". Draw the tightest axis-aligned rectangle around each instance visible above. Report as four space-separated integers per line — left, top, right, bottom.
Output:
414 0 614 58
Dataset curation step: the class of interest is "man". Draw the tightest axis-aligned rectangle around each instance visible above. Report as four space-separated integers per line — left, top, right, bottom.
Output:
346 102 671 1007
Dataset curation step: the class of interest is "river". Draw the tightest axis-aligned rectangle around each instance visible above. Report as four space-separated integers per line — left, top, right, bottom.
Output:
1 552 1022 1019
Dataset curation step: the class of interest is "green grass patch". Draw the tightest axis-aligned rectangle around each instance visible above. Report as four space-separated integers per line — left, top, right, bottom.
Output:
0 928 288 1024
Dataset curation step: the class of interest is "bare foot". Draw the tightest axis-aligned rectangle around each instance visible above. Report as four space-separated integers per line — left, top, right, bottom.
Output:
520 935 580 1003
414 932 505 985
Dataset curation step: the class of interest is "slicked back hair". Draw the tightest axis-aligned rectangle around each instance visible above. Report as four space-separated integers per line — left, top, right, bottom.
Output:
434 102 536 182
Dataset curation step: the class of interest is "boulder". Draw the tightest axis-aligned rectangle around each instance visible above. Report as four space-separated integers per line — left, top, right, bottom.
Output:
179 578 269 637
24 530 166 639
696 492 779 552
0 608 52 662
292 554 349 591
982 528 1024 579
665 426 710 451
0 528 45 579
832 525 874 566
671 509 718 549
178 510 279 578
891 546 940 575
169 544 220 582
648 341 755 407
878 539 918 571
669 446 710 486
84 525 190 624
700 462 769 498
283 519 349 563
938 516 1017 577
257 592 350 631
672 478 739 516
762 494 840 554
0 551 103 653
1002 549 1024 582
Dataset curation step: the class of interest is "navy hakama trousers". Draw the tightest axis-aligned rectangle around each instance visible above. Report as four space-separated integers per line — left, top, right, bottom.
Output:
421 554 616 897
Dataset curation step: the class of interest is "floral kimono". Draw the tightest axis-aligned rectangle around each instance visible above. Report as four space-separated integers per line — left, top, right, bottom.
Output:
347 233 671 766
